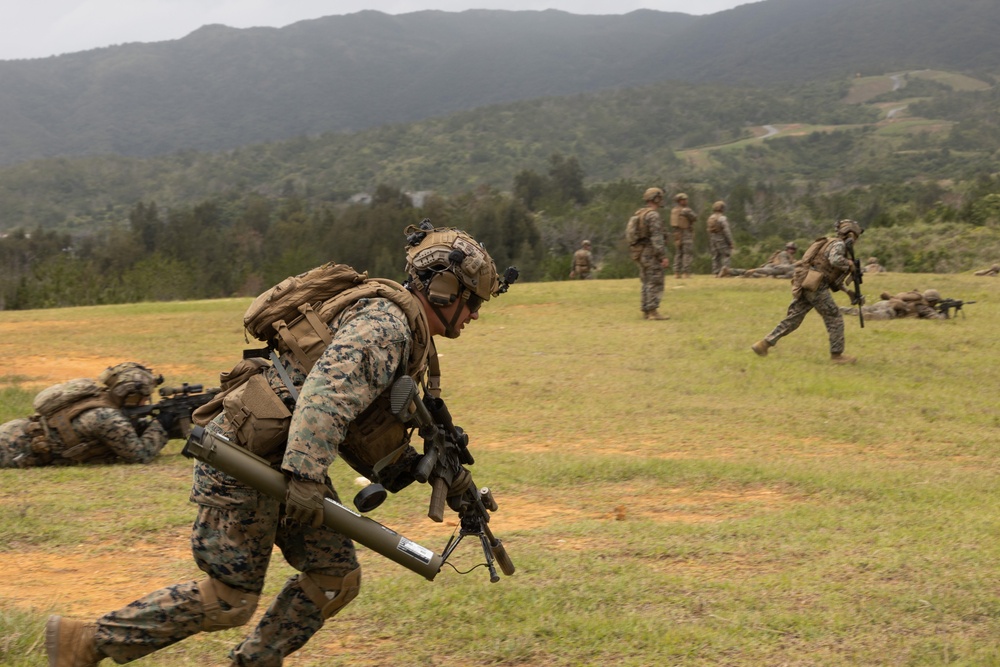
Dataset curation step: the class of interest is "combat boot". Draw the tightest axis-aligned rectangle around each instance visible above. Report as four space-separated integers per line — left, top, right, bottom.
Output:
751 340 771 357
830 353 857 364
46 616 103 667
646 310 670 320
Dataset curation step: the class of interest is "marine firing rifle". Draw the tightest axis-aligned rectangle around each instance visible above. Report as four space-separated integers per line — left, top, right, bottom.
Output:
125 383 220 440
936 298 976 319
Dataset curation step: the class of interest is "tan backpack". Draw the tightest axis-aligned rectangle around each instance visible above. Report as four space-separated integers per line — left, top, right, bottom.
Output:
32 378 115 451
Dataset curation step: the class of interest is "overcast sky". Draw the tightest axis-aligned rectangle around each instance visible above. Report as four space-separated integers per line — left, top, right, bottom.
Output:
1 1 755 61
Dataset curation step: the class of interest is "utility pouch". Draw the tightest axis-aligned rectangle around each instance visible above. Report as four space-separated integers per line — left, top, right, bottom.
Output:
192 358 269 427
222 374 292 456
273 302 333 372
628 244 643 261
801 269 824 292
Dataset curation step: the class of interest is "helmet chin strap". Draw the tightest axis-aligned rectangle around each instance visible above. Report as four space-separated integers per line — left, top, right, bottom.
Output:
429 287 468 339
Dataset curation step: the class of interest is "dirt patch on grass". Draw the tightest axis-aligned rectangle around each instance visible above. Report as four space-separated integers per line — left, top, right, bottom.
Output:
0 483 795 617
0 354 208 390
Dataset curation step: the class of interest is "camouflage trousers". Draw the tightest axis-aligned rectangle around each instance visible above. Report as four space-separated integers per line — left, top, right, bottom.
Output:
764 286 845 355
0 418 33 468
672 228 694 275
636 250 665 313
708 236 732 274
93 460 360 666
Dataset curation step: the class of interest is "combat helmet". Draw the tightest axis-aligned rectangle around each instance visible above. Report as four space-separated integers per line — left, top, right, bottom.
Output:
674 193 689 203
404 220 516 338
98 362 162 405
643 187 664 203
837 219 863 239
712 200 726 212
922 289 941 304
785 242 798 251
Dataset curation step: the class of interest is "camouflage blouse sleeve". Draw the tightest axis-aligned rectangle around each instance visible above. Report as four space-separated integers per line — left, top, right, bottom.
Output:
826 239 852 272
75 407 169 463
281 298 412 483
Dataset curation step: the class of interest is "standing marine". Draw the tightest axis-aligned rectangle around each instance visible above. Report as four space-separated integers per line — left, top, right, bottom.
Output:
45 224 511 667
669 192 698 279
706 200 734 276
627 187 671 320
751 220 864 364
570 240 595 279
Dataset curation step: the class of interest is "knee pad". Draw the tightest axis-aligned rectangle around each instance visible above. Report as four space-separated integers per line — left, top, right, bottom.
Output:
296 566 362 621
199 577 260 632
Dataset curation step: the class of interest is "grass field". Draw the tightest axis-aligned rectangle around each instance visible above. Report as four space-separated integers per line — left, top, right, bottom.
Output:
1 272 999 666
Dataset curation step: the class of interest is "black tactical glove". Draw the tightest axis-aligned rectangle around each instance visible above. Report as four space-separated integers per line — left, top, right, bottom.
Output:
285 477 329 528
154 410 176 432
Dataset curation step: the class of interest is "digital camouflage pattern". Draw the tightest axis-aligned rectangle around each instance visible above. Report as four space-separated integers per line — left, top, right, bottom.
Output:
0 406 168 468
706 210 734 275
670 200 698 277
633 208 667 314
760 236 853 355
570 242 594 279
90 297 413 666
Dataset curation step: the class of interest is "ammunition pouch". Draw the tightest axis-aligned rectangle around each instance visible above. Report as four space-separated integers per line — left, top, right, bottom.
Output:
199 577 260 632
222 374 292 457
628 243 644 262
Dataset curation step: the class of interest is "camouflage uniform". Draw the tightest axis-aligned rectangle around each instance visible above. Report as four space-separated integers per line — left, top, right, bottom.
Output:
670 194 698 277
90 298 412 666
755 225 860 358
974 263 1000 276
0 397 168 469
706 202 734 275
634 207 667 315
878 290 943 319
863 257 886 273
720 246 797 278
51 224 507 667
570 241 594 279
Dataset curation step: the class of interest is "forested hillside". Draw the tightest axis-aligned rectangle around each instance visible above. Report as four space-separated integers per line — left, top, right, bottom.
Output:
2 1 1000 310
1 0 998 164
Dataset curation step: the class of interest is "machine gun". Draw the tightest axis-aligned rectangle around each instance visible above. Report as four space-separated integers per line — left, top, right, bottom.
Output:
936 298 976 319
385 375 515 582
125 383 220 439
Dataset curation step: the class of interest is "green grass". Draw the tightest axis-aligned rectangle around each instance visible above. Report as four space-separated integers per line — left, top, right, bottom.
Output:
2 273 999 665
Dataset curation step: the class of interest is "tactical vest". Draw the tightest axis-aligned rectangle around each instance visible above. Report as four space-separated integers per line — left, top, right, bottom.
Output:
707 213 724 234
34 391 118 463
219 279 435 483
670 206 695 230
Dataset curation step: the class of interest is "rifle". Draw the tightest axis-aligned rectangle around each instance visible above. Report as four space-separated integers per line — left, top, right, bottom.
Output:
842 237 865 328
125 382 220 439
180 375 515 583
936 298 976 319
387 375 515 582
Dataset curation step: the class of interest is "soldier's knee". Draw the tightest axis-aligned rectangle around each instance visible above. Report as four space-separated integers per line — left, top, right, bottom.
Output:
297 566 362 621
199 577 260 631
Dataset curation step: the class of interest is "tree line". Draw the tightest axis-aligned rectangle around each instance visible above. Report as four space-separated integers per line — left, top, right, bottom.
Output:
3 155 1000 310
